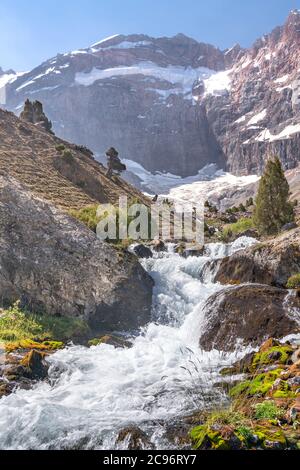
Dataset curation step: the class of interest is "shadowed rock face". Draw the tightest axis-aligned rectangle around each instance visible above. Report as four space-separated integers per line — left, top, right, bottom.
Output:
199 284 300 352
214 228 300 287
0 176 153 333
4 33 227 177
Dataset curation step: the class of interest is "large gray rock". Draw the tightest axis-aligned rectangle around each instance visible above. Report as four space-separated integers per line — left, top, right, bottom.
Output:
199 284 300 352
214 228 300 287
0 176 153 332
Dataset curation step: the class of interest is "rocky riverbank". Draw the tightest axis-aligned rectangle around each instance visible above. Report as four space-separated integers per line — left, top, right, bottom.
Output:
189 337 300 450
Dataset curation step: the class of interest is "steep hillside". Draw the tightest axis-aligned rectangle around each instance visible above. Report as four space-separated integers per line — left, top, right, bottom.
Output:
0 107 150 210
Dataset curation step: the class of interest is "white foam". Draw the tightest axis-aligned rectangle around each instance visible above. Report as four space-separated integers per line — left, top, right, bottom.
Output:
0 238 254 449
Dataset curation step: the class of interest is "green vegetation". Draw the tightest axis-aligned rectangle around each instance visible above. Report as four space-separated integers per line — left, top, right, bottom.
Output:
230 369 283 398
221 217 254 240
190 339 300 450
253 156 294 235
252 345 293 368
286 273 300 289
254 401 284 420
62 149 74 163
70 205 100 231
0 301 89 345
70 200 154 243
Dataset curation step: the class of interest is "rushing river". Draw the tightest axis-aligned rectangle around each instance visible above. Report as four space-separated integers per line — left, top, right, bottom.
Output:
0 237 257 450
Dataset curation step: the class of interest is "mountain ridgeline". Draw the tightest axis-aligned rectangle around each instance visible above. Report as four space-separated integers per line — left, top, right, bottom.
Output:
3 10 300 177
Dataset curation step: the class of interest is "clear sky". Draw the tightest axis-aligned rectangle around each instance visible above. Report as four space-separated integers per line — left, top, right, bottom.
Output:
1 0 300 71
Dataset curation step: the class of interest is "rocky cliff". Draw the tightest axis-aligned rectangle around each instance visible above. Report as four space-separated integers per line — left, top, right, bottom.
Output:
204 10 300 175
2 34 230 176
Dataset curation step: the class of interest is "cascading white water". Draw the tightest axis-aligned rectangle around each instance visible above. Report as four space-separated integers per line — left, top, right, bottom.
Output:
0 237 257 450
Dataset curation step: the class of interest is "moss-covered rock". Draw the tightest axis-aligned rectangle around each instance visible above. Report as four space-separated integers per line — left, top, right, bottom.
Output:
88 335 133 349
5 339 63 353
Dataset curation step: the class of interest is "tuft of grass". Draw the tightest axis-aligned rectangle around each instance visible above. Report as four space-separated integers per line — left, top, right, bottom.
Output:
222 217 254 239
254 401 284 420
62 149 74 163
286 273 300 289
69 204 100 232
0 301 89 344
55 144 66 152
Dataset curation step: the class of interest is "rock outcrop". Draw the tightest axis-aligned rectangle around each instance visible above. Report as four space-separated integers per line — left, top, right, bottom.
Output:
205 10 300 175
20 99 53 133
0 176 153 332
199 284 300 352
214 228 300 287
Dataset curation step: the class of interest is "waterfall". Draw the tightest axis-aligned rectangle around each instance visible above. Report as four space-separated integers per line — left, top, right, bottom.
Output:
0 237 257 450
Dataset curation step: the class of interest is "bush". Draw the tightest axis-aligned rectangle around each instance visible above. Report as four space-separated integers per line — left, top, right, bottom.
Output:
62 149 74 163
69 205 100 232
70 201 153 242
254 401 284 420
222 217 254 239
55 144 66 152
286 273 300 289
0 301 89 343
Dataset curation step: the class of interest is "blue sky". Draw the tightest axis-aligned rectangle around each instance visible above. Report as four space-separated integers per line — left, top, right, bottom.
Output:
1 0 299 71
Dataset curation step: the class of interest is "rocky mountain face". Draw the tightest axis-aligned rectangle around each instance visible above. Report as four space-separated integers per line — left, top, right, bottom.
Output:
205 10 300 175
3 11 300 177
2 34 230 176
0 175 153 332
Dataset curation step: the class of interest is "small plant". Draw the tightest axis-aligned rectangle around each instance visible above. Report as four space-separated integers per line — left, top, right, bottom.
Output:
0 301 89 343
286 273 300 289
222 217 254 239
55 144 66 152
254 401 284 420
62 149 74 163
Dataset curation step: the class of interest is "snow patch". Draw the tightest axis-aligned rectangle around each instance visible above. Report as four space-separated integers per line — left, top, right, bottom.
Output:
274 74 289 84
247 109 267 126
202 69 232 97
90 34 121 48
75 62 218 102
255 123 300 142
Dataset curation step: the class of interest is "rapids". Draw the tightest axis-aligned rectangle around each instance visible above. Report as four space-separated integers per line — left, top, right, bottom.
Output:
0 237 257 450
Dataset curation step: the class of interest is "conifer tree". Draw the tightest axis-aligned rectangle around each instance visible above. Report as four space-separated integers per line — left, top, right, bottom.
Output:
253 156 294 235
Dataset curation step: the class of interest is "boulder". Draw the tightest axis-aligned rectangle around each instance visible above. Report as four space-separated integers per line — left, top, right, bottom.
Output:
199 284 300 352
0 176 153 334
116 426 154 450
152 240 167 252
20 350 49 380
214 228 300 287
133 244 153 259
88 335 133 349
